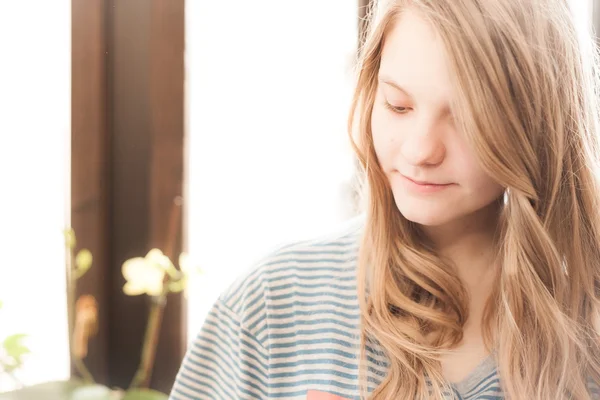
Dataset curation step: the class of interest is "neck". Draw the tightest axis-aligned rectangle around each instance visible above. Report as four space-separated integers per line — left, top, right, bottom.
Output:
421 200 501 288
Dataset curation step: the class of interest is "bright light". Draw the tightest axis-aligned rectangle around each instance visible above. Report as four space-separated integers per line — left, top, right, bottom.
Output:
185 1 359 341
0 1 71 391
569 0 594 32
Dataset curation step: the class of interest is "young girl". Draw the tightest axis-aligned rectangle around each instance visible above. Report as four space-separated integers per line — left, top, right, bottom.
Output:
170 0 600 398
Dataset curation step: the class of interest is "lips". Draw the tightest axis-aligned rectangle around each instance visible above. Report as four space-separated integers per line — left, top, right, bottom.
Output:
397 173 455 194
402 175 452 186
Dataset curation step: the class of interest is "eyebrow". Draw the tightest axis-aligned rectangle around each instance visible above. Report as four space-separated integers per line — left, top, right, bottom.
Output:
378 74 454 115
377 75 413 98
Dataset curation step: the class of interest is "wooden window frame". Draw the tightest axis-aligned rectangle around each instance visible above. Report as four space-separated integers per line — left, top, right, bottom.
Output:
71 0 185 392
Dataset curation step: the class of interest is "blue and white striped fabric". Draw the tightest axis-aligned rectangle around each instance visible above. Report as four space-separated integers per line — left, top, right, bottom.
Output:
168 219 597 399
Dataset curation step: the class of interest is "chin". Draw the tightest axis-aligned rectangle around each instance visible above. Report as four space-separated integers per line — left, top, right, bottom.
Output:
394 199 458 227
399 210 454 227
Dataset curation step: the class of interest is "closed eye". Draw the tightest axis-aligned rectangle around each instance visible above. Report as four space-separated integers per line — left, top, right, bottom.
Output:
384 101 411 114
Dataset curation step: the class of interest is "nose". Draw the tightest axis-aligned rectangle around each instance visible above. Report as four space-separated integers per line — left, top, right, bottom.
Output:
400 118 445 167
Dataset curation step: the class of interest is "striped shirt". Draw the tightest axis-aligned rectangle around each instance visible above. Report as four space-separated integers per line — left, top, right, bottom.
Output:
169 219 599 400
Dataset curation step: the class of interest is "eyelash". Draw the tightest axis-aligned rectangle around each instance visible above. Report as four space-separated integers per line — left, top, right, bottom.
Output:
384 101 411 114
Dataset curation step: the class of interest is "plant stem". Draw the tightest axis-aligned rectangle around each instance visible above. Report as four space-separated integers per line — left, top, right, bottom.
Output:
164 196 182 260
66 236 95 384
0 363 24 389
66 243 76 373
129 294 167 389
129 197 182 389
73 357 95 383
10 373 24 389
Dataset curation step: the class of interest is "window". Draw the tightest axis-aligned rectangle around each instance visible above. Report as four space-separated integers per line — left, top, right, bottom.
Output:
0 1 70 391
185 1 359 340
570 0 594 31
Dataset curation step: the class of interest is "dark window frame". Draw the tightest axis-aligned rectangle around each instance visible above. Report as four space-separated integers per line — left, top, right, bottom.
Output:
71 0 185 392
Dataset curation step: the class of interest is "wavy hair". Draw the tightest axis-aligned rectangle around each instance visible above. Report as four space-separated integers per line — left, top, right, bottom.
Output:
349 0 600 398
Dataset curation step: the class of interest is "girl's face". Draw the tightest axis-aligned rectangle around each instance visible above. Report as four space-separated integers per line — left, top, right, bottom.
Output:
371 10 504 228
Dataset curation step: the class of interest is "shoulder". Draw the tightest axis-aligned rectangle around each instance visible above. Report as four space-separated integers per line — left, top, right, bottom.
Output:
220 214 364 306
215 215 365 342
174 216 369 399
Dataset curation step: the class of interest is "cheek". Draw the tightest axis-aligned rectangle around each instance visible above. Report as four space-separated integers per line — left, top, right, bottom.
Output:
457 153 504 198
450 138 504 198
470 170 504 197
370 105 396 166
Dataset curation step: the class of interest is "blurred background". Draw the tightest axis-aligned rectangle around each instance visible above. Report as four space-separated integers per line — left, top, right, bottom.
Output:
0 0 596 396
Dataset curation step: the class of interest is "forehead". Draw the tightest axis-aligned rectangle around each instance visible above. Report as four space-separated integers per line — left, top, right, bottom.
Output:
379 10 454 106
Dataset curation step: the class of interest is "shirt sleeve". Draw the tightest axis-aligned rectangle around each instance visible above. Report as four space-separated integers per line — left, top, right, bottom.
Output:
168 298 270 400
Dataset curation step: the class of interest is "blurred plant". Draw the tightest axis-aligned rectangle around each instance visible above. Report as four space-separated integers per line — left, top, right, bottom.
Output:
0 300 30 389
64 198 201 397
121 248 201 389
0 198 200 400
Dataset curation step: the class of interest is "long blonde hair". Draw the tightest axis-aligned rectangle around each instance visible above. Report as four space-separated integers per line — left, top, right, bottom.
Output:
349 0 600 398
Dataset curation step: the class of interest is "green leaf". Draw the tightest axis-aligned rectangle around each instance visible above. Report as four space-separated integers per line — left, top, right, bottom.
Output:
3 333 30 361
122 389 168 400
0 380 85 400
64 228 77 249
